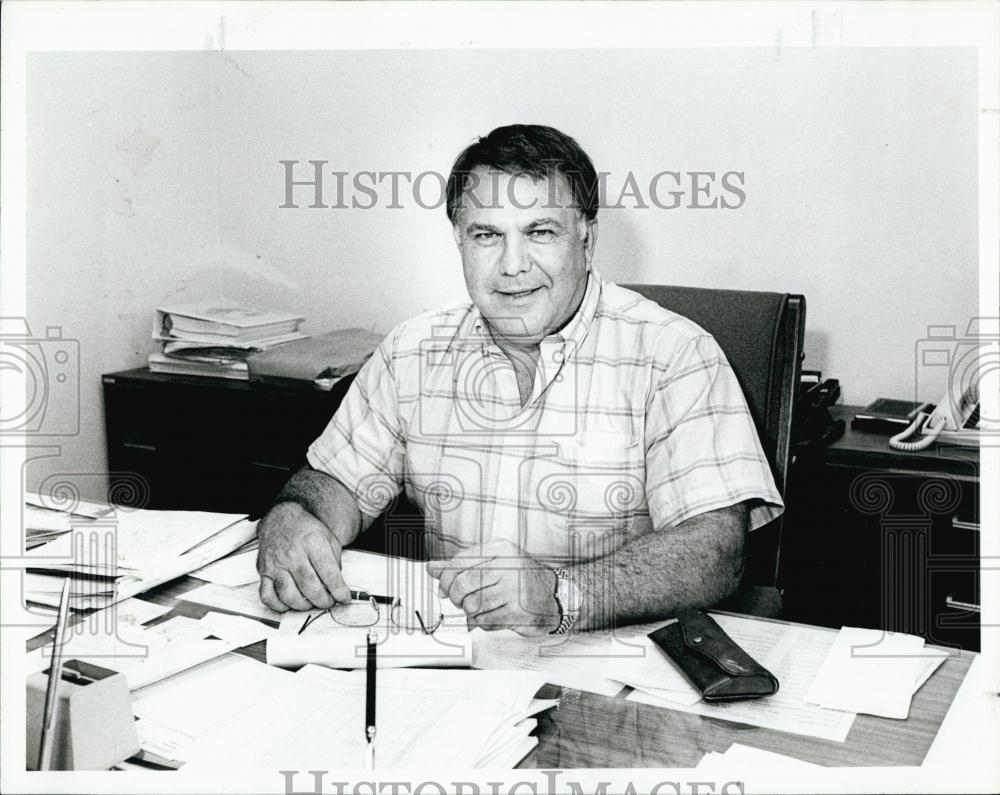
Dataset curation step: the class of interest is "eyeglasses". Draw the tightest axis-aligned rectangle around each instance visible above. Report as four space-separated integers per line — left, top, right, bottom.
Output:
298 588 444 635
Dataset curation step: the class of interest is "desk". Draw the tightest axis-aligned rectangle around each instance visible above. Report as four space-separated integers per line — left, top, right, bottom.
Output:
31 573 973 770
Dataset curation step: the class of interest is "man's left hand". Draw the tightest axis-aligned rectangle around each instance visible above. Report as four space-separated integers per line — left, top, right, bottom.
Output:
427 540 560 637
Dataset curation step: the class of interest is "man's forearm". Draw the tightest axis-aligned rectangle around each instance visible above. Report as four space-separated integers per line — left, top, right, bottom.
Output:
570 502 748 631
272 465 372 548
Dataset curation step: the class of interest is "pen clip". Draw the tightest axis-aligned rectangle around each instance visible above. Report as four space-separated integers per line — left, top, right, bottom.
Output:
365 735 375 770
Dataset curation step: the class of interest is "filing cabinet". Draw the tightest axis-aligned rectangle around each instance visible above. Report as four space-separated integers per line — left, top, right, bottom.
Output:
102 368 354 517
781 404 981 651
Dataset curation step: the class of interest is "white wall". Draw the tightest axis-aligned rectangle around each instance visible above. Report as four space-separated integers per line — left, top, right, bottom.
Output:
26 48 979 499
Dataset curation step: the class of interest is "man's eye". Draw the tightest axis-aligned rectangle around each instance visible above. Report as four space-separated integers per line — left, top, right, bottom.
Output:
528 229 555 239
474 231 499 242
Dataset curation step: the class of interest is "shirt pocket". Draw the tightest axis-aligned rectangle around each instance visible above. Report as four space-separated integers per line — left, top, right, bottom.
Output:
534 432 646 553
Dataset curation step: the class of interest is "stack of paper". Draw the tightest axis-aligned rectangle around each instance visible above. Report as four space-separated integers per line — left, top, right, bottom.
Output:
23 500 256 611
31 615 216 690
28 608 276 700
182 666 555 770
803 626 949 719
131 652 292 765
23 491 112 549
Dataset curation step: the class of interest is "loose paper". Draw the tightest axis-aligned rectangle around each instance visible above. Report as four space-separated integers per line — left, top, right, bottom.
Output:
804 626 948 719
626 615 857 742
190 547 260 587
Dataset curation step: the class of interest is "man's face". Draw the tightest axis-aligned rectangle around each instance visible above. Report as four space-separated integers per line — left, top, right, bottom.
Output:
452 168 597 345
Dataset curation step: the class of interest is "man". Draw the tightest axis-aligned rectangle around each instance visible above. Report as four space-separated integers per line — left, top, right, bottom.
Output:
257 124 782 635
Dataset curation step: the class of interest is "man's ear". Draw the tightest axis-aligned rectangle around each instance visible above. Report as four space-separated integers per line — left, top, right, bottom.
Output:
582 218 598 265
451 219 463 249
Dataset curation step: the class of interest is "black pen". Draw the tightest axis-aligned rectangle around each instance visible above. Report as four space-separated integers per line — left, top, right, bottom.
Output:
352 589 395 606
365 628 376 770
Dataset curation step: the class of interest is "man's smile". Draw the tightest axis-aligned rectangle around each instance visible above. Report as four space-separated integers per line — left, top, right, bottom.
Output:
496 286 544 299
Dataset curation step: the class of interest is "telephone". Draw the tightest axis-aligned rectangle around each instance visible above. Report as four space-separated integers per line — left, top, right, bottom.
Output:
889 384 980 451
793 372 846 450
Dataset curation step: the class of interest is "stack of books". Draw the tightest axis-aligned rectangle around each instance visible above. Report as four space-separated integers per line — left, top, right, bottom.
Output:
149 302 306 380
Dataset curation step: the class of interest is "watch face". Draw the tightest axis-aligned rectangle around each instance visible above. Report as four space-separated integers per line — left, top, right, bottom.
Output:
559 577 583 612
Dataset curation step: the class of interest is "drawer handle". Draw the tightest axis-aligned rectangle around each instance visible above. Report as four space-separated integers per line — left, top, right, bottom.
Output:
951 519 979 532
122 442 157 452
944 595 981 613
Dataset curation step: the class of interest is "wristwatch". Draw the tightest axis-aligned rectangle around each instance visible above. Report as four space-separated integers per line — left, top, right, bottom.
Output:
550 567 582 635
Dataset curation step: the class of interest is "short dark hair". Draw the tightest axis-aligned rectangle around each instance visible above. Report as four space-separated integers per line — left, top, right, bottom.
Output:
445 124 599 224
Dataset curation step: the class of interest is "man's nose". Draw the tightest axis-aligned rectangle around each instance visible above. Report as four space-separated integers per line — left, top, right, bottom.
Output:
498 237 531 276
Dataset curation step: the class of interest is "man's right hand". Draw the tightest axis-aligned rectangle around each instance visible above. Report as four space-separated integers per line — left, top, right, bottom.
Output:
256 501 353 612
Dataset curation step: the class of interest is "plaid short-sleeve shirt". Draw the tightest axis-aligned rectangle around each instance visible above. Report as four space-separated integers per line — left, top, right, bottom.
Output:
307 271 783 562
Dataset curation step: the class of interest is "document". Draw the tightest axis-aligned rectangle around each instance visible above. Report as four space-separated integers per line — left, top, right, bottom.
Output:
24 505 76 534
803 626 949 719
190 545 260 586
134 718 193 765
132 652 291 758
24 512 257 609
341 550 463 624
114 597 174 627
606 619 699 697
626 615 857 742
106 509 249 572
26 491 112 519
696 743 826 771
22 596 169 641
182 665 550 771
123 638 241 690
199 611 277 646
29 613 240 690
185 550 460 626
267 629 473 669
180 581 283 622
470 625 656 697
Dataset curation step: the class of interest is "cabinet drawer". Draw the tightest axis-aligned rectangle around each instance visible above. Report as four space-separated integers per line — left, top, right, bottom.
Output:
102 369 354 515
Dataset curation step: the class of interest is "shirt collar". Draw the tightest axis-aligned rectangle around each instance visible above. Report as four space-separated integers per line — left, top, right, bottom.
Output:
467 269 603 349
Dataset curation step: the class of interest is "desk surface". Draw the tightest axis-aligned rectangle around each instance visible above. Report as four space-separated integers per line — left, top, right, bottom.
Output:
813 404 980 481
67 575 968 770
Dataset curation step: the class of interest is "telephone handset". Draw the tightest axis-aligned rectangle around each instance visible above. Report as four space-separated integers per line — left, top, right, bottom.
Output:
889 385 980 451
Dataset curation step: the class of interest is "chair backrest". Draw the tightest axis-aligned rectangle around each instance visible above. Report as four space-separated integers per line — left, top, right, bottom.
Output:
622 284 806 586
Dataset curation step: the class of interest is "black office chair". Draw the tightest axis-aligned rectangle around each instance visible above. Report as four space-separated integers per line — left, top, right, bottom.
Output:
622 284 806 614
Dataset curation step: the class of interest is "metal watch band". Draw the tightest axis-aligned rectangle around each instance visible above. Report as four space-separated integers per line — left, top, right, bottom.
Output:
550 567 579 635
